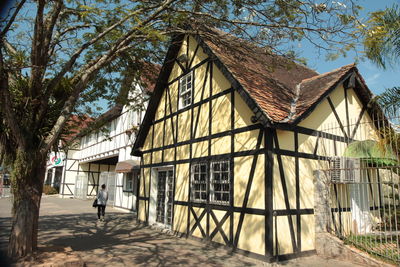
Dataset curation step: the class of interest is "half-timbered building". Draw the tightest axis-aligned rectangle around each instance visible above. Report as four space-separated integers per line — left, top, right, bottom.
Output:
131 25 386 261
51 62 159 212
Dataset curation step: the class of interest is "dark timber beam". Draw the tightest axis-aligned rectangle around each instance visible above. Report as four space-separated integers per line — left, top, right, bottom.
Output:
264 128 274 257
272 129 297 253
327 96 349 141
233 130 264 248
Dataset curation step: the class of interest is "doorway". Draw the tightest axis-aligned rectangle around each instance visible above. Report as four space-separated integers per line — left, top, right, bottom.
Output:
155 168 174 227
99 172 117 206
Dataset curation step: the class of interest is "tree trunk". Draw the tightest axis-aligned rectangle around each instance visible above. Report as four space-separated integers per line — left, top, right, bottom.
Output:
8 149 46 259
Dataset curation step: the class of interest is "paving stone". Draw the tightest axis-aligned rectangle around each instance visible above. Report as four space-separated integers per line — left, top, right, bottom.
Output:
0 197 365 267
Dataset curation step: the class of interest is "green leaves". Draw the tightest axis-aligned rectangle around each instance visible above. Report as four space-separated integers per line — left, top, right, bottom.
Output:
0 0 365 154
362 5 400 69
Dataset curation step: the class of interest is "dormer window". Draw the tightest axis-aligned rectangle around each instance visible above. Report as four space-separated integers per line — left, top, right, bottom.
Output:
179 71 193 109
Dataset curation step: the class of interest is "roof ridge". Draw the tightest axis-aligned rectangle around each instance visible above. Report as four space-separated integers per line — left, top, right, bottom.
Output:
279 83 302 123
300 63 356 84
191 23 319 76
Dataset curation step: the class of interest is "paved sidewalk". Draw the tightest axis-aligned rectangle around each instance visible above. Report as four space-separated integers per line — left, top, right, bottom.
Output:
0 197 362 266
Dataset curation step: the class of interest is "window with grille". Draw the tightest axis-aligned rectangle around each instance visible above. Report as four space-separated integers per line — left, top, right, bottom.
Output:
179 71 193 109
210 161 230 205
191 163 207 202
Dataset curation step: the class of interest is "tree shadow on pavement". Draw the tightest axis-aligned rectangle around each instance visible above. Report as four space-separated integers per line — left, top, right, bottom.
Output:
1 212 260 266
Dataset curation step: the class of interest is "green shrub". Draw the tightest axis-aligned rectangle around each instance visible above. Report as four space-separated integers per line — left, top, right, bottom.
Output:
43 185 58 195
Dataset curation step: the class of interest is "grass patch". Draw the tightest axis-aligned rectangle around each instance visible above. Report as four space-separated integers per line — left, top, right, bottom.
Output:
345 234 399 265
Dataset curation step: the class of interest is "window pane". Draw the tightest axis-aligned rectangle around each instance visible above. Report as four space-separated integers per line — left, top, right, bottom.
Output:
213 163 220 172
223 184 229 191
200 164 206 173
210 161 230 205
192 162 207 202
222 162 228 171
180 72 193 108
214 184 221 191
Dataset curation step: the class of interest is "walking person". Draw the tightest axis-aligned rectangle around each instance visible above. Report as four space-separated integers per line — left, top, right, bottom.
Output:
97 184 108 222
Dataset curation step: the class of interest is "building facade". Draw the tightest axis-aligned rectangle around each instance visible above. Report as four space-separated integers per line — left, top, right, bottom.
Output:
132 26 385 261
45 63 159 211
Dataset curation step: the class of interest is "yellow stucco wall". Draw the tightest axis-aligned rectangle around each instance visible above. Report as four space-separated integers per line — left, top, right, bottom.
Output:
177 110 191 142
211 94 231 134
273 155 296 210
234 213 265 255
210 210 230 245
175 163 189 202
234 92 255 129
192 105 209 138
234 129 262 152
138 35 267 257
210 136 231 155
138 33 382 258
193 62 210 103
192 140 208 159
173 204 188 234
234 155 265 209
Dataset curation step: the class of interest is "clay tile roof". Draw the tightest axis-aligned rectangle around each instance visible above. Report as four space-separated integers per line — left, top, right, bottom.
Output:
194 25 319 122
62 114 94 143
189 25 373 125
292 64 356 122
139 62 161 93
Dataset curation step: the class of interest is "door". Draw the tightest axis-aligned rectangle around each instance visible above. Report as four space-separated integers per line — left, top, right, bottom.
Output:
53 167 63 193
74 174 88 200
99 172 117 206
350 173 372 234
156 169 174 226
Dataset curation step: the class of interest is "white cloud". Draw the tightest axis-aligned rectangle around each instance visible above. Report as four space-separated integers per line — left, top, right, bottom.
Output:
365 73 381 86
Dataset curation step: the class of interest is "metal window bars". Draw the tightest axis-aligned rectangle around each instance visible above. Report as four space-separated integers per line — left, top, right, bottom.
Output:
318 111 400 264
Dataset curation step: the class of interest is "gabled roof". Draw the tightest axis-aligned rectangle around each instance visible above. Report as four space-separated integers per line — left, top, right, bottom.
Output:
62 114 94 144
139 61 161 93
292 63 357 123
132 25 375 154
198 26 318 122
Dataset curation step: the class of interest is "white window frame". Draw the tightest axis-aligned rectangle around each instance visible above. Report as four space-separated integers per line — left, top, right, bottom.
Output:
179 71 193 109
210 161 230 205
191 163 208 202
123 172 134 192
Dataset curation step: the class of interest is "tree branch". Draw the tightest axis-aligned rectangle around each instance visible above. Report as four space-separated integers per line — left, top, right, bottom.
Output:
29 0 46 97
0 44 26 149
0 0 27 38
42 0 64 65
170 8 345 34
44 2 164 95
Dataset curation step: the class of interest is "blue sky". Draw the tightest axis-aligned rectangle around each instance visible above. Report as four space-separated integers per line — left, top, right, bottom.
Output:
301 0 400 96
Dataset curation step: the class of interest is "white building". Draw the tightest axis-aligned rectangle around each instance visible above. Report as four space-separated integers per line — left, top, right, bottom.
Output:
45 63 158 211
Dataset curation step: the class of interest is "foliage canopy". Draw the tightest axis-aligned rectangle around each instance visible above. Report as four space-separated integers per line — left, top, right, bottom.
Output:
0 0 363 258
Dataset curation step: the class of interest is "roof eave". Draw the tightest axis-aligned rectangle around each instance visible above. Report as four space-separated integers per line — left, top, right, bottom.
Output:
191 33 273 128
131 34 185 156
290 67 356 126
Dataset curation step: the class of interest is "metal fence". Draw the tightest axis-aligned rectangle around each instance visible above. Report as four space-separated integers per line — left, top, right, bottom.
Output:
318 113 400 264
